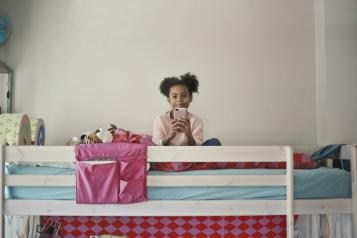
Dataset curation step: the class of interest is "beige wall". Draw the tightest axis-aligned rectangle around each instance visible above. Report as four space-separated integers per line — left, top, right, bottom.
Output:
1 0 316 145
316 0 357 144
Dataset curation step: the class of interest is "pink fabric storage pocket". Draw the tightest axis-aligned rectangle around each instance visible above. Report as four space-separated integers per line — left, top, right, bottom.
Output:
119 178 147 204
120 158 146 180
75 143 148 204
76 161 120 204
118 158 147 203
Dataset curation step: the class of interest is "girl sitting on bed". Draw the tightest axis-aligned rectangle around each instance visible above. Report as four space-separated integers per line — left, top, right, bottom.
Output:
152 72 221 146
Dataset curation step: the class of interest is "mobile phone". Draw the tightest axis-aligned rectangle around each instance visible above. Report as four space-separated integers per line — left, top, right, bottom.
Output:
174 108 187 119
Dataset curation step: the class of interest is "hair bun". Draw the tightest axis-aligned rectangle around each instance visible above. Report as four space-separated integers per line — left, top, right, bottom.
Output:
180 72 199 93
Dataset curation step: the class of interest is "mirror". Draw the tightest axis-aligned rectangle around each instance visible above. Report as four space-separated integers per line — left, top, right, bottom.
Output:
0 61 12 114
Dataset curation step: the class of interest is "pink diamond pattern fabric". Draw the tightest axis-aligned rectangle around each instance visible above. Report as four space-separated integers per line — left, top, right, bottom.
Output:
42 216 291 237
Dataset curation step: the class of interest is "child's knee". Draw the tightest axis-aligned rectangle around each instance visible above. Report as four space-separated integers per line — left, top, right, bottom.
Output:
210 138 221 145
203 138 221 146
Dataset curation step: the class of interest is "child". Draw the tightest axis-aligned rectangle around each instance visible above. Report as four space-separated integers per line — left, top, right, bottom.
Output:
152 72 221 146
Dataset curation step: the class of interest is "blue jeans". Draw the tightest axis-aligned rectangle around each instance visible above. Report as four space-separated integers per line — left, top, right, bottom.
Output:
202 138 221 146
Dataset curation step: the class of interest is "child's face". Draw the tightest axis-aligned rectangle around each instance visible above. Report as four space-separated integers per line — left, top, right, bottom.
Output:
168 85 192 109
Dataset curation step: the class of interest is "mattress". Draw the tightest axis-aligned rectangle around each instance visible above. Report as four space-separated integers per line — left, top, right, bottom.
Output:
6 165 351 200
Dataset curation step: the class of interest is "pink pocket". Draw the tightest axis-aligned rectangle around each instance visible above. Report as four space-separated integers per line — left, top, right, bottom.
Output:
118 158 147 203
119 178 147 204
76 161 120 204
120 159 146 181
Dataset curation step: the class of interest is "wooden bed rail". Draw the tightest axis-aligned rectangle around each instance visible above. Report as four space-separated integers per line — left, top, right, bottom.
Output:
3 145 357 238
0 145 295 238
3 145 289 162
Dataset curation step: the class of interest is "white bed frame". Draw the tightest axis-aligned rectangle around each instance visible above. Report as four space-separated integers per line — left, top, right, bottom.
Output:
0 145 356 238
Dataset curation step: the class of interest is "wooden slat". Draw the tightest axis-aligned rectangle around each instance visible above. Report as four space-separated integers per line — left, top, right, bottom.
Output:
295 198 352 214
4 199 352 216
5 174 286 187
4 200 286 216
5 146 74 162
285 146 294 238
148 146 288 162
5 146 288 163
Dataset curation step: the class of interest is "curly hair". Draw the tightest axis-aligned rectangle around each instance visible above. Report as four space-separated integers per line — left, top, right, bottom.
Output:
159 72 199 97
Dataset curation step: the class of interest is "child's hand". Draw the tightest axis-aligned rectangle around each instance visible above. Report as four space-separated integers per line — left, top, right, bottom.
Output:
168 121 176 138
172 119 185 133
162 119 182 145
176 118 192 136
169 119 182 138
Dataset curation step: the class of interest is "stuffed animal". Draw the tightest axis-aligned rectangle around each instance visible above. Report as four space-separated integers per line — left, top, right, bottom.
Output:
96 128 113 143
75 124 155 145
80 130 102 144
79 126 115 144
108 124 117 135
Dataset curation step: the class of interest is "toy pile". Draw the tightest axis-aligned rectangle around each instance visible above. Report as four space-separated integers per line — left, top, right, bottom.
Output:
67 124 155 146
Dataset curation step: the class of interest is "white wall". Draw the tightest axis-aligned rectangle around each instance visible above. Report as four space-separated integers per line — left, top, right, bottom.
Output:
316 0 357 144
1 0 316 145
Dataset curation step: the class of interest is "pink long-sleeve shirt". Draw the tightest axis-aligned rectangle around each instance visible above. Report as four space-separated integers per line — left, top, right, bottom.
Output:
152 111 203 146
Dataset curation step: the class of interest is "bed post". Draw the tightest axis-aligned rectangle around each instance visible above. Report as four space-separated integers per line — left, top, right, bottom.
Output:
286 146 294 238
350 144 357 237
0 145 4 238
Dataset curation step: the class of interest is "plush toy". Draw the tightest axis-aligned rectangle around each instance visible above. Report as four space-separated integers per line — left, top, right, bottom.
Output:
108 124 118 135
79 126 115 144
75 124 154 145
96 128 113 143
80 130 102 144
